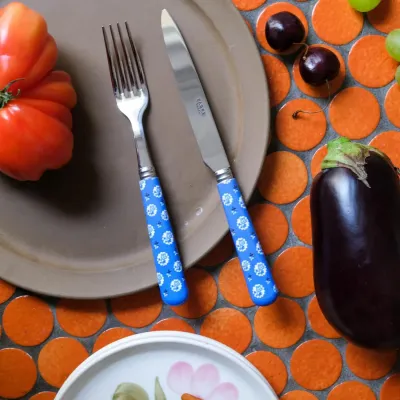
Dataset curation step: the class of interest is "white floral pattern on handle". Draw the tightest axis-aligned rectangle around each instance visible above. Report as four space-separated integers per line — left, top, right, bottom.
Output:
217 178 278 306
140 177 188 306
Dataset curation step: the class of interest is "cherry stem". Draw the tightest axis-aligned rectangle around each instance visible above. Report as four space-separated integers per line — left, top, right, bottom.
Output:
292 80 331 119
293 42 309 58
0 78 24 109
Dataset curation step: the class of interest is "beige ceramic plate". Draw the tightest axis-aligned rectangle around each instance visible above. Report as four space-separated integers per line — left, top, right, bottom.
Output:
0 0 269 298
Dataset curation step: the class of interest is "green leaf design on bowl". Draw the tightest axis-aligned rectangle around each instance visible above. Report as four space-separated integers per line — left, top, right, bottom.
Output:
155 377 167 400
112 378 168 400
113 383 149 400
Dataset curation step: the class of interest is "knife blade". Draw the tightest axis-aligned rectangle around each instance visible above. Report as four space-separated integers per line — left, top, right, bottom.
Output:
161 9 278 306
161 9 229 175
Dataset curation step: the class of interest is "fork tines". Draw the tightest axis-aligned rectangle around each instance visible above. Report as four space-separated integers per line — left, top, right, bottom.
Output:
102 22 146 97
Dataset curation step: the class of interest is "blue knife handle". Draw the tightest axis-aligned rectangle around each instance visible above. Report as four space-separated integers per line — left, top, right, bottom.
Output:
139 177 188 306
217 178 278 306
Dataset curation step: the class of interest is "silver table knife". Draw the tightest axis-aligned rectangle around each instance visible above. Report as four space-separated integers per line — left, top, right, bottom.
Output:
161 9 278 306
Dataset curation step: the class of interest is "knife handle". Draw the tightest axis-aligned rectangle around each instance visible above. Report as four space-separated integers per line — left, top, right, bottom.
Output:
139 177 188 306
217 178 278 306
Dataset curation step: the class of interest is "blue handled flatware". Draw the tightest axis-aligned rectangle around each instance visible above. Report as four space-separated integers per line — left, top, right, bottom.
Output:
161 9 278 306
102 22 188 306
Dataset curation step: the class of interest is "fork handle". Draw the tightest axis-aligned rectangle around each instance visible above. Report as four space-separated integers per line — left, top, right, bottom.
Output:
140 177 188 306
217 178 278 306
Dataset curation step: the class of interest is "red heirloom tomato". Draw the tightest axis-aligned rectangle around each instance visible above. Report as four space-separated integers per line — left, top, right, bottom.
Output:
0 2 77 181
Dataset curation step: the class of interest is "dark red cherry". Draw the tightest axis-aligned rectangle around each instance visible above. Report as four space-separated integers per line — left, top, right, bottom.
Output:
265 11 305 52
299 47 340 86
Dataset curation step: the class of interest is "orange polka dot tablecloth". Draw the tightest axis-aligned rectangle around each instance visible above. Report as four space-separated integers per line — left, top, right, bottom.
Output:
1 0 400 399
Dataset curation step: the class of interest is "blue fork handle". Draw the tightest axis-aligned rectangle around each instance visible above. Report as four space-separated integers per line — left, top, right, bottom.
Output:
217 178 278 306
140 177 188 306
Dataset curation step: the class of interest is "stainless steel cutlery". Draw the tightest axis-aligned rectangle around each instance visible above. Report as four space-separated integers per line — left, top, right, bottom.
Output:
102 12 278 307
102 22 188 306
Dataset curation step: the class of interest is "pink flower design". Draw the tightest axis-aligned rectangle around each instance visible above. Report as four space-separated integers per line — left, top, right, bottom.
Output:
167 362 239 400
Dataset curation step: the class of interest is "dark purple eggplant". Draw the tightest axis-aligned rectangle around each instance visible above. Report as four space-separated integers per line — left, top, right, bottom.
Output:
311 137 400 349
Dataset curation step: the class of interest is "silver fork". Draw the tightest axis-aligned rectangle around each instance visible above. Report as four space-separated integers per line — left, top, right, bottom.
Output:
102 23 188 306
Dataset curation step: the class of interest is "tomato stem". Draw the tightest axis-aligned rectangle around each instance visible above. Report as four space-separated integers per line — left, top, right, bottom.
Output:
0 78 24 109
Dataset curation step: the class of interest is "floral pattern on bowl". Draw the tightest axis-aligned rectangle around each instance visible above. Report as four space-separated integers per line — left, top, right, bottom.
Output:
167 362 239 400
112 362 239 400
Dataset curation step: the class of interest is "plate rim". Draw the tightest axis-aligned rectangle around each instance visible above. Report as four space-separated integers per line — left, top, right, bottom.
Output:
0 0 270 298
55 331 278 400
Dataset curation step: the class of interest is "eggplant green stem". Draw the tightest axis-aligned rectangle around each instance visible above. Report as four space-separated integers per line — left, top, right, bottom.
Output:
0 79 24 109
321 137 396 188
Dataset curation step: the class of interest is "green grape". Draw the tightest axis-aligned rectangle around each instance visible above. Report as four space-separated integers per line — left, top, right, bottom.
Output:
396 66 400 85
348 0 380 12
386 30 400 62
